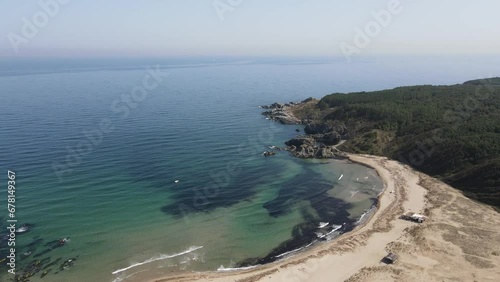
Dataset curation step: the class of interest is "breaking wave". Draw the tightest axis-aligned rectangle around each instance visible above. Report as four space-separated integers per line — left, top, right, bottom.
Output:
112 246 203 275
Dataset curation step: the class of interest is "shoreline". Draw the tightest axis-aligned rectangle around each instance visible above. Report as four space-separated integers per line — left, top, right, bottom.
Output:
145 153 500 282
144 153 427 282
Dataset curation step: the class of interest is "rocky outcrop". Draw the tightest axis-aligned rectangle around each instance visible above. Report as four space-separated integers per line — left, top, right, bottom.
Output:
317 131 341 146
261 100 347 159
261 102 285 109
284 136 315 147
261 102 302 124
284 136 340 158
262 150 277 157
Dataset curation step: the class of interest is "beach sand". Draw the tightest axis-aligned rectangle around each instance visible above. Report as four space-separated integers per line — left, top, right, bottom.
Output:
148 154 500 282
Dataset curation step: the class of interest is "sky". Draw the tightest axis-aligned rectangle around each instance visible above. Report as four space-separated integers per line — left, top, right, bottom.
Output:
0 0 499 58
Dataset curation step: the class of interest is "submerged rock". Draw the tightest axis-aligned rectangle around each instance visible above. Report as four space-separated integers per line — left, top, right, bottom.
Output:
262 150 277 157
59 257 77 271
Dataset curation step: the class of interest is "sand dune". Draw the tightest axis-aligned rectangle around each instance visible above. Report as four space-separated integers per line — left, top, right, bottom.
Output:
150 154 500 282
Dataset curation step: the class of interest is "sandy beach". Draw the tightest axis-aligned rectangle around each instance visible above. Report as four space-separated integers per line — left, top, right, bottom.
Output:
148 154 500 282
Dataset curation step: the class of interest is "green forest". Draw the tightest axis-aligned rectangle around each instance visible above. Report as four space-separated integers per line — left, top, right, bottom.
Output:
306 78 500 210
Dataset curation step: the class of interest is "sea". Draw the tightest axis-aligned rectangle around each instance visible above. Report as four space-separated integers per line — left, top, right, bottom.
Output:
0 55 499 282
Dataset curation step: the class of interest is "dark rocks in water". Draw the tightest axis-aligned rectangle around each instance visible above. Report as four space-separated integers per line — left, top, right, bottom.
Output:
261 102 301 124
262 150 277 157
24 238 44 255
58 237 70 246
45 239 60 247
239 195 355 267
59 257 77 271
43 237 69 249
261 110 301 124
43 257 62 270
268 145 285 151
41 269 52 278
34 238 69 258
17 257 51 281
261 101 347 158
34 248 53 258
27 238 44 248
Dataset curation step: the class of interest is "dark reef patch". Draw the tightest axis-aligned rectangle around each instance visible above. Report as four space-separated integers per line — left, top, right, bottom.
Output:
161 163 269 216
239 167 357 266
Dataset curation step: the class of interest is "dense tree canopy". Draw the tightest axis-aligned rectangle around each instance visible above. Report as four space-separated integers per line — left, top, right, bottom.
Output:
310 78 500 210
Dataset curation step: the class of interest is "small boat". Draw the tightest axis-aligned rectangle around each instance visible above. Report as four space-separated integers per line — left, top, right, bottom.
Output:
318 222 329 228
338 174 343 180
174 180 179 183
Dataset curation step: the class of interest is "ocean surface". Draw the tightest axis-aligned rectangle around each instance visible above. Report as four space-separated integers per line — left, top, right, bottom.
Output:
1 56 499 282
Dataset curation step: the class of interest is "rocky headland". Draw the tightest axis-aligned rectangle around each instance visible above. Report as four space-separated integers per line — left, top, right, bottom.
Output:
262 79 500 212
261 99 348 159
260 102 302 124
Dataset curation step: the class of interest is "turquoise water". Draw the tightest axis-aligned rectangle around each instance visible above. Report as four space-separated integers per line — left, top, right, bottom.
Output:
1 57 499 281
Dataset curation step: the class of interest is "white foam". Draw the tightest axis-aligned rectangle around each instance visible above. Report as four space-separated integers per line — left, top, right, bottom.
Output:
315 232 325 238
318 222 329 228
111 270 148 282
111 246 203 275
356 211 368 224
275 247 304 258
322 224 343 239
275 241 315 259
217 264 259 272
356 207 375 225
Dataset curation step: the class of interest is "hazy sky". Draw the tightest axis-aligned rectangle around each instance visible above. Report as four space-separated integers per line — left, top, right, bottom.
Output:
1 0 499 57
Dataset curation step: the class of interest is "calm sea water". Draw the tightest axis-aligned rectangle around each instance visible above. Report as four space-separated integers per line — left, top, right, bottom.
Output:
0 56 499 281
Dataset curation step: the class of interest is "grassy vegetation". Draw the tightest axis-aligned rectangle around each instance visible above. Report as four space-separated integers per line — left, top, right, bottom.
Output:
302 78 500 210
